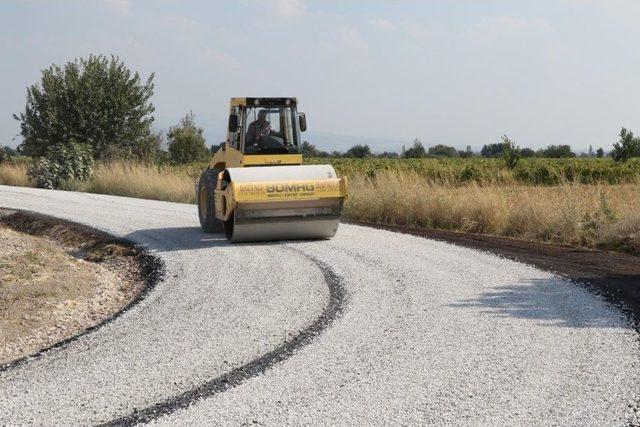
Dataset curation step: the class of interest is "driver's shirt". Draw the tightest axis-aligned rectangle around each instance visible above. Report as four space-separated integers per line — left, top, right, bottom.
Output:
246 120 272 144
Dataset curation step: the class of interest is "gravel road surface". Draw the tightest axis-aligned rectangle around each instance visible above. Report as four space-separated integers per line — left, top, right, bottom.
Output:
0 185 639 425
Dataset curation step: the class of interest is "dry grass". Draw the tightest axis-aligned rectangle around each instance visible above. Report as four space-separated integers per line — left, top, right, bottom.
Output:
79 162 195 203
2 161 639 254
0 164 30 187
0 219 143 365
345 171 640 253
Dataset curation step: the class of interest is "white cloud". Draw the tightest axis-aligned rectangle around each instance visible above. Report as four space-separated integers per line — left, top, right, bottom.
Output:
403 22 435 40
163 16 208 36
101 0 130 15
337 25 368 51
200 47 239 68
369 18 396 32
473 16 551 36
273 0 306 18
369 18 435 40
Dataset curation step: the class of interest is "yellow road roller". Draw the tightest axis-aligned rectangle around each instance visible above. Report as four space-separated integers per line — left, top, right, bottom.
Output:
197 97 348 242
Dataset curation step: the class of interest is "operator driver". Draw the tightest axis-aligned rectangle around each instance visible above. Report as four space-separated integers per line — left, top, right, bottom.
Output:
246 109 273 146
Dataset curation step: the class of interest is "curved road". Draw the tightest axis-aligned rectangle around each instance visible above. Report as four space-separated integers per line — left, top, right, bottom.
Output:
0 185 639 425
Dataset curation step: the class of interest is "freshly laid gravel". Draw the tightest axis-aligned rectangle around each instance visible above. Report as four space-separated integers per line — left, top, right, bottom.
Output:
0 185 638 425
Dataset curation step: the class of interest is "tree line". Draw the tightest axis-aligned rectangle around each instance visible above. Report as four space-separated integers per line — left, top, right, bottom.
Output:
302 138 628 160
5 54 640 177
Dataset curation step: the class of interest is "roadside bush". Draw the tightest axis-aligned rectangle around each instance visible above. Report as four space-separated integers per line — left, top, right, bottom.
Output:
28 140 94 190
0 147 8 164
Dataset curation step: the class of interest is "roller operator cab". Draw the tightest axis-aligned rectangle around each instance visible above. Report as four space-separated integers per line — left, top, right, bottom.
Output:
197 97 348 242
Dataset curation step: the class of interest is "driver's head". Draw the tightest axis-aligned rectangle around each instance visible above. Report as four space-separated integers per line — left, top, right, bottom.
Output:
257 109 268 123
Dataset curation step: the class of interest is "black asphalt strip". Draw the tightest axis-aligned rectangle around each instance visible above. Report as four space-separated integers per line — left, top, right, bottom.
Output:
100 252 347 426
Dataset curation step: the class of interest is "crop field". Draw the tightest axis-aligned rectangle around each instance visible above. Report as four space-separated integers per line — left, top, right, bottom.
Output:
1 157 639 254
304 157 640 185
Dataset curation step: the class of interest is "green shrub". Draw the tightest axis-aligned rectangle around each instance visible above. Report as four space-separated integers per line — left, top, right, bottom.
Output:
459 163 483 182
167 112 209 164
611 127 640 162
28 140 94 190
501 136 520 170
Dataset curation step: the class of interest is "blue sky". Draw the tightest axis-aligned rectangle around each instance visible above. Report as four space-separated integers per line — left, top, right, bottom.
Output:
1 0 640 152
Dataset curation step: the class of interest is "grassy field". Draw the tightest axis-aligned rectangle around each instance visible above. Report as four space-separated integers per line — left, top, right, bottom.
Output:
346 171 640 253
1 158 639 254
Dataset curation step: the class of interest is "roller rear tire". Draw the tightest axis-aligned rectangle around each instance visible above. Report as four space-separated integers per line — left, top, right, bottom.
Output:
197 168 223 233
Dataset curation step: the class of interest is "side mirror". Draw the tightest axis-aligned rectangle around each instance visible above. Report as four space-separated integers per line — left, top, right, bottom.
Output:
228 114 239 133
299 113 307 132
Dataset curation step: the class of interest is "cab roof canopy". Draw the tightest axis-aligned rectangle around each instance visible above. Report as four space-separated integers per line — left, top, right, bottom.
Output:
230 97 298 107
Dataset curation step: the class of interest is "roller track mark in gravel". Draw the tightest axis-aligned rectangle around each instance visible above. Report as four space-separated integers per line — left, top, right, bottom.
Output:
101 252 347 427
0 210 166 374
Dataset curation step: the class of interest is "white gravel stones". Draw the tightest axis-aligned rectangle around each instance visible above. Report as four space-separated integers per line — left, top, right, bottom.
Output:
1 185 638 425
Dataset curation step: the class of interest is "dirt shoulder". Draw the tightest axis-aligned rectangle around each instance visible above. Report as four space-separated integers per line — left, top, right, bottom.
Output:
348 220 640 329
0 209 158 367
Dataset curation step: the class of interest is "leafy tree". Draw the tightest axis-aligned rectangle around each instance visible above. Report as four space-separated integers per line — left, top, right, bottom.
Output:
480 143 504 158
428 144 459 157
167 112 209 164
15 55 155 159
3 145 18 156
137 132 166 163
611 127 640 162
596 147 604 158
459 145 474 158
501 135 521 169
541 144 575 158
27 140 94 190
344 144 371 158
377 151 399 158
0 147 8 164
520 147 536 157
301 141 320 157
211 142 224 154
403 139 427 158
